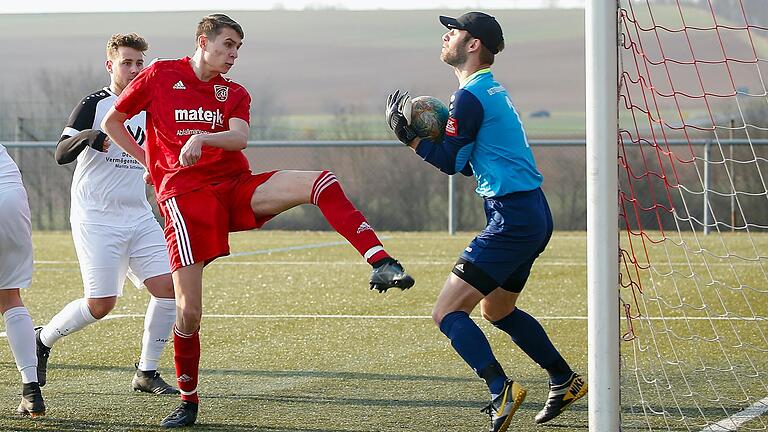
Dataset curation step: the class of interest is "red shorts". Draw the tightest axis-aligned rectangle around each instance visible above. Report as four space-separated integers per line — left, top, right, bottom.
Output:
159 171 278 272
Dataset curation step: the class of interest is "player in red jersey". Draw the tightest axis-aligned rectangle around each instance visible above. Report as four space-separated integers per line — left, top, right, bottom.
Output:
102 13 414 428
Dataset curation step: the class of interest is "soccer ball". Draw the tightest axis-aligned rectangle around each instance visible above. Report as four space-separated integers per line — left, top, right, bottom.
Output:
408 96 449 143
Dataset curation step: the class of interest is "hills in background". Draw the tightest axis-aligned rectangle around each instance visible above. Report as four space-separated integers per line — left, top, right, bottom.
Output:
3 6 767 231
1 6 765 139
0 9 586 138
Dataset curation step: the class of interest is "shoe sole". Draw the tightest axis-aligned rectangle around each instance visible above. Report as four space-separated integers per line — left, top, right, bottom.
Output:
497 382 527 432
133 386 181 395
132 373 181 395
398 277 415 289
17 409 45 418
161 421 196 428
160 414 197 428
370 276 415 292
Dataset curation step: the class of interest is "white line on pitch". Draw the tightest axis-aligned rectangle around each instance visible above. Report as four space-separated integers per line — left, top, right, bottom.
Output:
115 314 761 321
17 313 768 322
699 396 768 432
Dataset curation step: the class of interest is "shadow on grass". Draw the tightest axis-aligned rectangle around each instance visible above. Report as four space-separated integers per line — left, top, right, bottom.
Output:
0 414 375 432
1 363 593 431
201 392 489 409
0 403 589 432
0 362 478 384
537 423 589 430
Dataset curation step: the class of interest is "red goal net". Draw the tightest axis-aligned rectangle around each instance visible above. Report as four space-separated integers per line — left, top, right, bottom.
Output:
617 1 768 430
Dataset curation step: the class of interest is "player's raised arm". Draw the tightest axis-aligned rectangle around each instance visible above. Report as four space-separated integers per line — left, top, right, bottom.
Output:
55 131 109 165
55 92 112 165
101 106 146 167
178 117 248 167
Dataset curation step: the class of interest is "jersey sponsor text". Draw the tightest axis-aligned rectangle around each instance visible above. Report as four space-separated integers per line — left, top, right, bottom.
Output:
177 128 210 137
174 108 224 130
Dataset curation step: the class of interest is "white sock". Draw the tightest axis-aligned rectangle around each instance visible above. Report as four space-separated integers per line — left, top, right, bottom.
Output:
3 306 38 384
40 298 97 348
138 297 176 372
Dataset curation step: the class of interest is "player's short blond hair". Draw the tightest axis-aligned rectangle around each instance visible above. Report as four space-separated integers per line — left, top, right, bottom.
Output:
106 33 148 60
196 14 244 42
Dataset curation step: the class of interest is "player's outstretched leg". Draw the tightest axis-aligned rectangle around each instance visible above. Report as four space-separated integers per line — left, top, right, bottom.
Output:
309 171 414 292
534 372 588 424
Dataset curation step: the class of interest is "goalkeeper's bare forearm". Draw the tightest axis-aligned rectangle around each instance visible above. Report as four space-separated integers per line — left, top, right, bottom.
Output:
101 106 146 168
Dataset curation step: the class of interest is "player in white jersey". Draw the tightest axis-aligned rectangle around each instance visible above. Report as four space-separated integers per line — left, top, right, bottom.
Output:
35 33 178 395
0 144 45 417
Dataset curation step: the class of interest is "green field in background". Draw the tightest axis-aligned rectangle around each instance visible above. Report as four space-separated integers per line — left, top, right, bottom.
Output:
0 230 765 431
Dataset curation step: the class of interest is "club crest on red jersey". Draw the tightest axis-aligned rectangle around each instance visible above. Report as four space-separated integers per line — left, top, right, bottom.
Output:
214 85 229 102
445 117 458 137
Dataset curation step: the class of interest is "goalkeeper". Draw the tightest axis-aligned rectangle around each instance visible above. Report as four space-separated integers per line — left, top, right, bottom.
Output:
386 11 587 432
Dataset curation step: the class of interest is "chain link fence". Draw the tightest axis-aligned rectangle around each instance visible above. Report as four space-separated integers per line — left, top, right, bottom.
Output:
7 139 764 233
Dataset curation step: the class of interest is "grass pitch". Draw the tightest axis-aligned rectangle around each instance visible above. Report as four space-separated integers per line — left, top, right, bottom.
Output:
1 230 765 431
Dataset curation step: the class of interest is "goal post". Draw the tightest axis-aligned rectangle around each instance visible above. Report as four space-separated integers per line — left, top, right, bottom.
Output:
586 1 621 431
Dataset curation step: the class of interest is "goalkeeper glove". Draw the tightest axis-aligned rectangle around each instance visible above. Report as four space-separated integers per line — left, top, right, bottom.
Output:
386 90 418 144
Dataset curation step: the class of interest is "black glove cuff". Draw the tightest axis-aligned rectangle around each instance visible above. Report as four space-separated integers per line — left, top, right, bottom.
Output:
396 124 418 144
90 131 108 152
390 114 417 144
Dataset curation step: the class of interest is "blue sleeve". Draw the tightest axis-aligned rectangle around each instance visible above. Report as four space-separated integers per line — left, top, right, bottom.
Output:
415 89 482 175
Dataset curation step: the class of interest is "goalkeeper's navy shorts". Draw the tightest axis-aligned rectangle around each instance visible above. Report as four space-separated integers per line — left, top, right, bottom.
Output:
454 187 553 296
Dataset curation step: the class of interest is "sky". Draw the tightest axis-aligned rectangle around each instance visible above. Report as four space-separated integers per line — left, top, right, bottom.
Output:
0 0 585 14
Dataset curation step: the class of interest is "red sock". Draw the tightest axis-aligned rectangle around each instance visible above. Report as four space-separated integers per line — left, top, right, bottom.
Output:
311 171 390 264
173 326 200 404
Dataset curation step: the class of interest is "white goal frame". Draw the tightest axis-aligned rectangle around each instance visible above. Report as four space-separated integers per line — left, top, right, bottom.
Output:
586 1 620 431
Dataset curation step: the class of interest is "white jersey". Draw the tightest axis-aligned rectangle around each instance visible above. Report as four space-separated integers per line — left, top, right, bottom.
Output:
0 144 33 289
0 144 23 191
61 87 152 226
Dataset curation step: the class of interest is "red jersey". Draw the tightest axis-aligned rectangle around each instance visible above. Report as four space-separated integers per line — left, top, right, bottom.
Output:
115 57 251 201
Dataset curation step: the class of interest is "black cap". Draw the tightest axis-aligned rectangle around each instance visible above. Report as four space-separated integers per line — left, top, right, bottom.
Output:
439 12 504 55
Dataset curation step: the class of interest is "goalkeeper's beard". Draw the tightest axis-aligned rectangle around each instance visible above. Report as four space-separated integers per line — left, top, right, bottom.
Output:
442 47 469 67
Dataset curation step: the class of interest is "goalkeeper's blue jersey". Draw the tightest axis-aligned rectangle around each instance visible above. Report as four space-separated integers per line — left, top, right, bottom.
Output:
415 68 543 197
